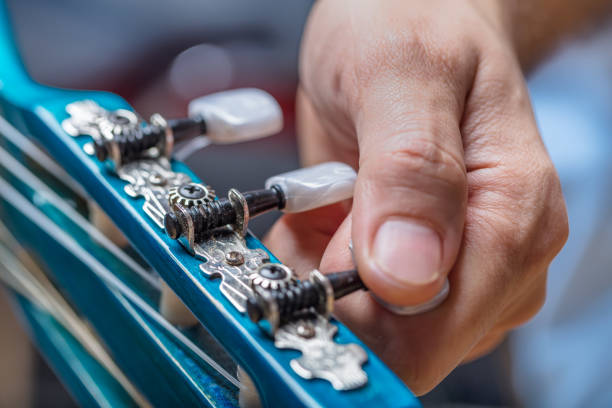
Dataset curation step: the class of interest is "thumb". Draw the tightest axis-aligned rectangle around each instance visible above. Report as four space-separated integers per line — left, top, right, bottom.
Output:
352 83 467 307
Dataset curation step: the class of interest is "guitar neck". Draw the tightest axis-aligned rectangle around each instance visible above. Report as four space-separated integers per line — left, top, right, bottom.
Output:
0 1 419 406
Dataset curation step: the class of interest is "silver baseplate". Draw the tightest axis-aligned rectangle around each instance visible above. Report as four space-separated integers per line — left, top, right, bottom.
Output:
62 100 368 390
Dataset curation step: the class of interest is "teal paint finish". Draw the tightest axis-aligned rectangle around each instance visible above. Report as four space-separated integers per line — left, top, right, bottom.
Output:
0 1 420 406
10 293 139 407
0 143 239 407
0 174 238 407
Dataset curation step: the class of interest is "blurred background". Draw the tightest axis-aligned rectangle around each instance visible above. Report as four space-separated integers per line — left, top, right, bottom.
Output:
6 0 313 237
2 0 612 406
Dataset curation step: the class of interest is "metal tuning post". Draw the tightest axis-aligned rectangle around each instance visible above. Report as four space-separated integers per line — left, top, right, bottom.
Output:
247 268 365 333
164 161 357 242
164 185 285 241
246 266 370 391
62 88 283 168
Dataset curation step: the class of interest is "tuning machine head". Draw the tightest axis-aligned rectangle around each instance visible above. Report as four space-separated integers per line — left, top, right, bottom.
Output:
65 89 283 167
164 162 357 243
246 268 365 334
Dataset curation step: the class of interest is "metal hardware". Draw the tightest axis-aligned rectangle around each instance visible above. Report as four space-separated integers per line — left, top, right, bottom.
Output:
93 114 205 164
62 100 139 143
250 263 295 291
117 159 191 229
62 100 202 167
63 89 283 167
225 251 244 266
63 99 369 390
275 315 368 391
296 322 316 339
193 231 368 390
168 183 215 208
247 269 365 330
193 229 270 313
164 185 284 240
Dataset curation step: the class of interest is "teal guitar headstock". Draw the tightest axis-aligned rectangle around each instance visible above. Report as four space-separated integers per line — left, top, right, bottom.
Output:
0 1 420 406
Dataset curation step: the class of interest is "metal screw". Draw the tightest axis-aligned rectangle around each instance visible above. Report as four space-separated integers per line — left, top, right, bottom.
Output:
225 251 245 266
83 142 95 156
257 264 288 280
148 172 166 186
178 183 205 199
296 323 316 339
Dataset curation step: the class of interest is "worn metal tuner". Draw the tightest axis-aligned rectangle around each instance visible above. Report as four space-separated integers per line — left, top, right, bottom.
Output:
247 268 365 333
91 113 205 164
164 184 285 240
164 161 357 244
63 88 283 168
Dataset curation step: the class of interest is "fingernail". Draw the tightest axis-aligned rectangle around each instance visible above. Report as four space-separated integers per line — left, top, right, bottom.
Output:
372 218 441 286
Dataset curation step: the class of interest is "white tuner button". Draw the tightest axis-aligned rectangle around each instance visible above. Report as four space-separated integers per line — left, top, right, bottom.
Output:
188 88 283 144
265 162 357 213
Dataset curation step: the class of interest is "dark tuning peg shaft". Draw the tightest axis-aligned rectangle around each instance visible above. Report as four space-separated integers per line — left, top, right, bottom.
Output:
93 115 207 164
164 185 285 241
246 269 365 331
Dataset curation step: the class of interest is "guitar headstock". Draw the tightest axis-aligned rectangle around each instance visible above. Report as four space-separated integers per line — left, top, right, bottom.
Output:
0 2 420 406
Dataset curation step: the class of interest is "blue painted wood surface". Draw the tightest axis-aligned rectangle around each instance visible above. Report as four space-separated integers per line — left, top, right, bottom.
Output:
0 142 239 406
0 1 420 406
10 292 140 407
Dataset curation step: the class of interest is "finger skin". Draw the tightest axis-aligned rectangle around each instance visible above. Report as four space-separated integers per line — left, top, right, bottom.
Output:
263 202 350 277
267 0 570 395
352 81 469 306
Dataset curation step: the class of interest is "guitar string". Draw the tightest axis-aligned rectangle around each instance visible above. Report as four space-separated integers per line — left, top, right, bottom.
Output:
0 123 243 389
0 229 151 408
0 116 86 197
0 116 161 291
0 169 241 389
172 136 213 162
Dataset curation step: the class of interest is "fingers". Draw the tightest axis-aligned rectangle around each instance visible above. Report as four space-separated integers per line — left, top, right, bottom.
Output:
263 202 350 277
299 1 482 306
317 205 550 395
311 61 563 395
291 2 568 394
351 73 470 306
296 88 358 168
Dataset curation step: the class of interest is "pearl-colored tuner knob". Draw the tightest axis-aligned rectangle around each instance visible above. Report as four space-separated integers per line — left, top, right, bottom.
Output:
188 88 283 144
265 161 357 213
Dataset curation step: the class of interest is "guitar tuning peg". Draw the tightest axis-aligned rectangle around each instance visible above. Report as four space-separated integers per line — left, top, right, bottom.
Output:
188 88 283 144
264 161 356 213
164 162 357 242
246 268 366 333
83 88 283 165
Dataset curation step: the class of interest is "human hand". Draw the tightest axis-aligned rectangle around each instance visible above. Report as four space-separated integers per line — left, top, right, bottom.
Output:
266 0 568 394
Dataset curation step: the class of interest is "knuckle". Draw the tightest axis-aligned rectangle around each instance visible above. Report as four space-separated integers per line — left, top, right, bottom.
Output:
499 276 547 330
468 55 528 115
477 157 568 274
527 160 569 259
359 135 467 231
516 286 546 326
369 136 466 190
525 284 547 320
355 26 469 88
